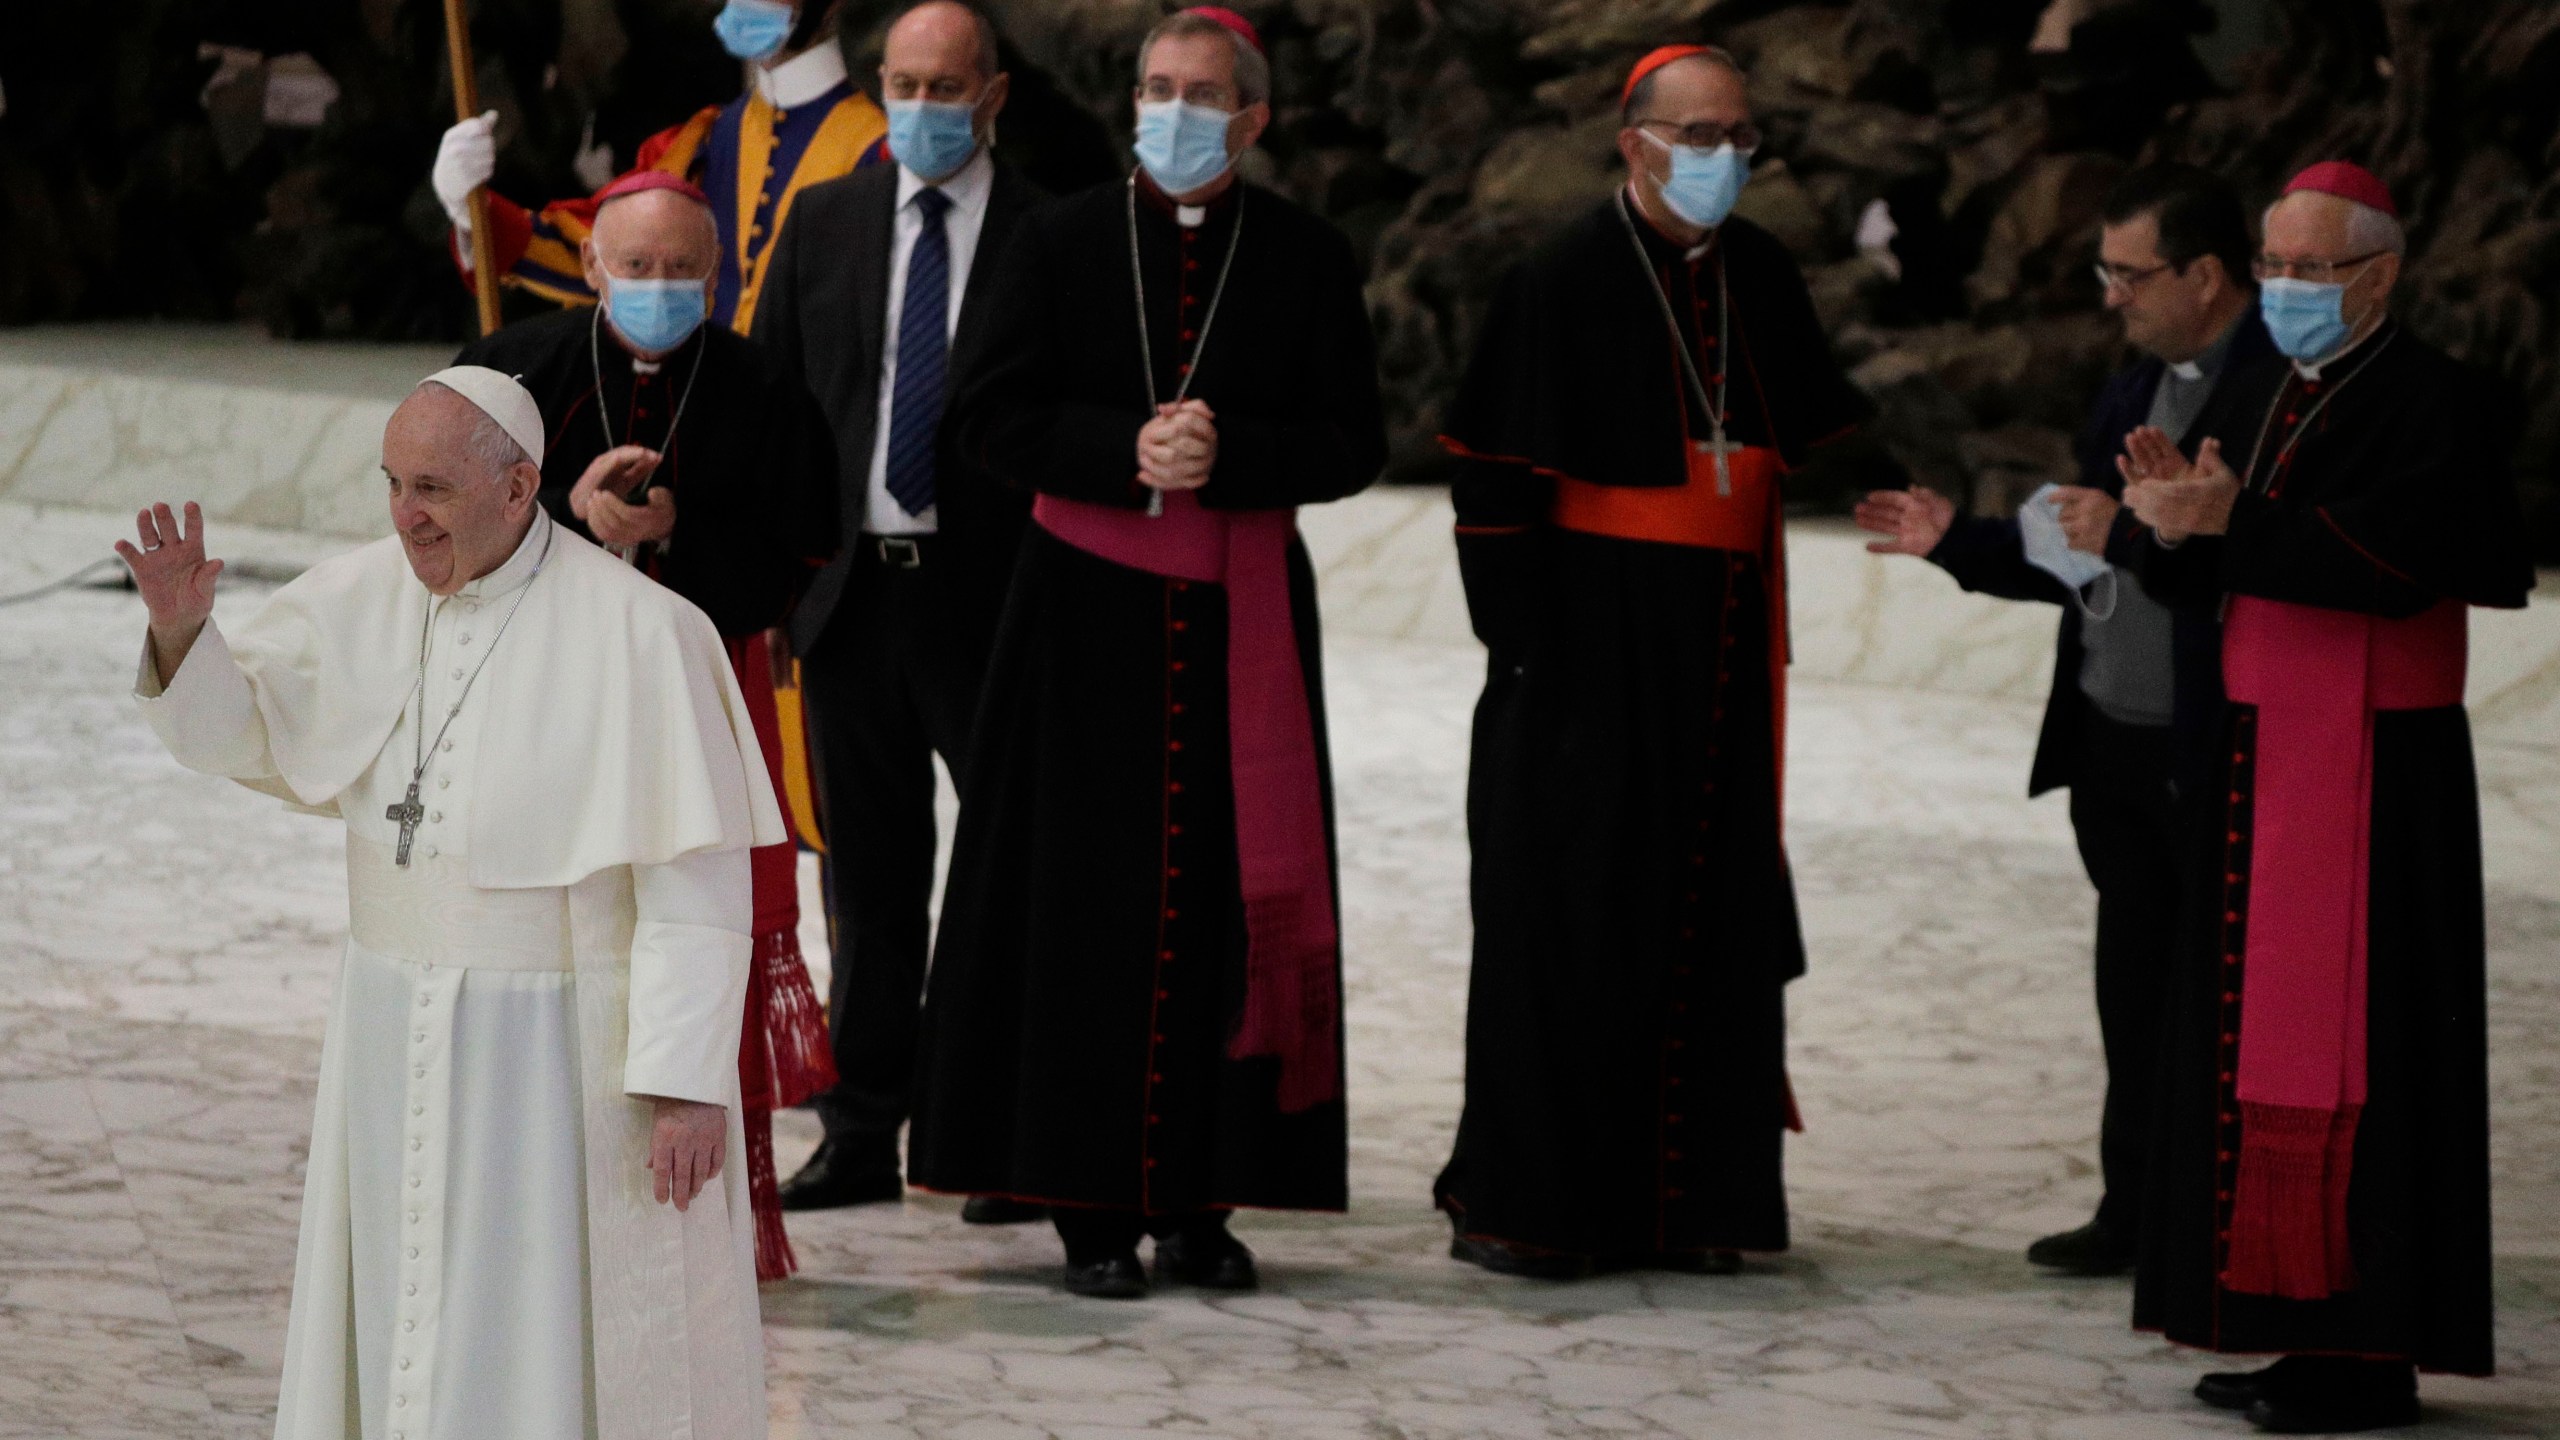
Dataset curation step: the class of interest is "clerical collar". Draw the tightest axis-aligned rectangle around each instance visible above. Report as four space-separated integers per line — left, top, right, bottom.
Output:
753 43 848 109
2294 318 2394 382
1134 168 1239 229
456 508 551 601
1622 184 1719 264
898 145 994 217
2165 310 2247 383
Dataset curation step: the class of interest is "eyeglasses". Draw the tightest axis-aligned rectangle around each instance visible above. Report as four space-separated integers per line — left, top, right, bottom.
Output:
2252 249 2388 284
2093 259 2175 293
1634 119 1763 157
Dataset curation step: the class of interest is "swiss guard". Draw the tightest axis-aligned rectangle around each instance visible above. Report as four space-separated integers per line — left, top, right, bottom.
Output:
429 0 890 336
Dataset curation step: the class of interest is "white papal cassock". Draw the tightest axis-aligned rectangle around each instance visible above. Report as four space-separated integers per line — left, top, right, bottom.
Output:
135 510 783 1440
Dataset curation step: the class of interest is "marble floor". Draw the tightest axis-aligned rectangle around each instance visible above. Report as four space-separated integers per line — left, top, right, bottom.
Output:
3 502 2557 1439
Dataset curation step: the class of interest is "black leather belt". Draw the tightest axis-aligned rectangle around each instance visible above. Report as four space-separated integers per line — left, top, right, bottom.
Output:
870 535 925 569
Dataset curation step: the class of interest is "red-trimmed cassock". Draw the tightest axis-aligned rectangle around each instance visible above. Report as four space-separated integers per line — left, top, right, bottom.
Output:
2129 320 2532 1374
908 174 1385 1227
1432 193 1871 1267
455 308 841 1279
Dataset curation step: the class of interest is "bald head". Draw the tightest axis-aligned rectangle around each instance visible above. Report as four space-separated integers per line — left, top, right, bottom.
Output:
885 0 1000 89
588 187 719 280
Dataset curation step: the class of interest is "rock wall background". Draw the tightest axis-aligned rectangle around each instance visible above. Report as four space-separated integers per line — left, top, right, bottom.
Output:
1 0 2553 553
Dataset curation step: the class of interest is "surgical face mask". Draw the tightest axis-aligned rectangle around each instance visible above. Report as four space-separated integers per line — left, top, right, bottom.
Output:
604 275 709 355
1134 99 1235 197
713 0 795 62
1645 134 1749 230
887 98 980 183
2018 483 2113 593
2259 276 2358 363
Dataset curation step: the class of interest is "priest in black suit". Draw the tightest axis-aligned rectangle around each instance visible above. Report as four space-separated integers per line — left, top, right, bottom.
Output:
752 0 1048 1221
909 6 1385 1299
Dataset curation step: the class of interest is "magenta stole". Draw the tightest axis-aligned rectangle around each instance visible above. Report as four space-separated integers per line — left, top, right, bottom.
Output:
1034 489 1341 1113
2219 594 2465 1298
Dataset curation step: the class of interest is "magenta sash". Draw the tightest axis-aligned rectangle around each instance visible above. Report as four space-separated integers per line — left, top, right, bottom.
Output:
2219 595 2466 1298
1034 490 1342 1113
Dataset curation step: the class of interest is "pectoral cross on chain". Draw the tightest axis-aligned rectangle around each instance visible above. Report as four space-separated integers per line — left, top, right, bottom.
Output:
387 783 426 867
1694 434 1738 497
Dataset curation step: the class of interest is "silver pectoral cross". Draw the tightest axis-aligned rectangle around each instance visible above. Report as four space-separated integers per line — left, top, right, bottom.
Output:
1693 433 1739 496
388 783 425 866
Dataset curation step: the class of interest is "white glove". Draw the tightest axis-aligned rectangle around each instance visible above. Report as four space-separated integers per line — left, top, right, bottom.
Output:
433 110 499 236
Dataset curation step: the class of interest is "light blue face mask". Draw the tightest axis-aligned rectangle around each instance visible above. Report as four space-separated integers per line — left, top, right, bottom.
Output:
2259 276 2358 362
1134 99 1235 197
713 0 795 62
1648 136 1749 230
604 275 709 355
887 98 980 183
2018 482 2113 594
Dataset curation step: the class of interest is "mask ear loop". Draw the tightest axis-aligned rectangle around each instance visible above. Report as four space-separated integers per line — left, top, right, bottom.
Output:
2073 567 2119 623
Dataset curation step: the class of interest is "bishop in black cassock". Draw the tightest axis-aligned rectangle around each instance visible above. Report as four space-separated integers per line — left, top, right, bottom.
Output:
1433 45 1871 1279
453 171 839 1282
909 6 1385 1299
2121 165 2532 1434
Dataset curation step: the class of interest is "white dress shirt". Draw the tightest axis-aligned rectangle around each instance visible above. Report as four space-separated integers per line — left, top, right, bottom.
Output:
864 147 995 536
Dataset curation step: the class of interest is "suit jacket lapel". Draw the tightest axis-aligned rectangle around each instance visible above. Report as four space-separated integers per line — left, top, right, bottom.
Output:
851 169 897 389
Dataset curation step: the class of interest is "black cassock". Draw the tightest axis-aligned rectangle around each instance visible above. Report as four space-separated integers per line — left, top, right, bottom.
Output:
909 177 1385 1215
2129 324 2532 1374
1433 199 1870 1262
455 307 838 641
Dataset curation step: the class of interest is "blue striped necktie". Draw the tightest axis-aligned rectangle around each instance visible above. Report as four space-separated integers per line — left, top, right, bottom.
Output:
885 186 952 517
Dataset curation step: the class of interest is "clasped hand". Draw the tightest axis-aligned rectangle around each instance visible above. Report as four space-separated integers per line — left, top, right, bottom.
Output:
2116 426 2239 544
570 444 677 547
1137 400 1216 493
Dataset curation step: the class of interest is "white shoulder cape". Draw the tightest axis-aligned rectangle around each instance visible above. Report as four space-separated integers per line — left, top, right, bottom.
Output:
218 520 785 885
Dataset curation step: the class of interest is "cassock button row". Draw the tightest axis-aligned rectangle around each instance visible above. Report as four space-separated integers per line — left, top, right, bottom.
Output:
406 1247 419 1260
438 776 450 790
1169 782 1183 794
451 667 464 680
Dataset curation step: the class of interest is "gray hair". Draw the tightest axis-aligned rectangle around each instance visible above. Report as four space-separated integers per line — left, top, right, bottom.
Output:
420 380 535 483
1621 46 1745 124
2263 194 2407 256
1137 11 1269 107
890 0 1002 81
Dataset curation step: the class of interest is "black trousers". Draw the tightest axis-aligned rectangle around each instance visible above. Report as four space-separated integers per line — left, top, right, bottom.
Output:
2066 707 2183 1240
1050 1208 1231 1264
799 535 1001 1161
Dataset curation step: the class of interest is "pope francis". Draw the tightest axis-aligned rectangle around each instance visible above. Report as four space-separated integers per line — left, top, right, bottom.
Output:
118 367 781 1440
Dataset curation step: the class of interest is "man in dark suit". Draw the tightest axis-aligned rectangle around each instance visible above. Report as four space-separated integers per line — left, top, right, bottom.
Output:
754 0 1047 1219
1855 163 2270 1275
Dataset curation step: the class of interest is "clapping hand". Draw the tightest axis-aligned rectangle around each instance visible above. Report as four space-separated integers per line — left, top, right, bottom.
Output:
2118 428 2239 543
569 445 676 547
113 502 224 680
1137 400 1217 493
1852 484 1955 556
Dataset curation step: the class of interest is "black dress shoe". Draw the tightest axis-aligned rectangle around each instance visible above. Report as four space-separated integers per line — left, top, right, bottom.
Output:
1653 1249 1745 1275
2025 1219 2135 1275
1449 1234 1593 1280
2245 1392 2421 1433
1063 1253 1149 1299
2197 1364 2277 1410
1155 1226 1259 1290
961 1195 1048 1226
776 1139 903 1212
